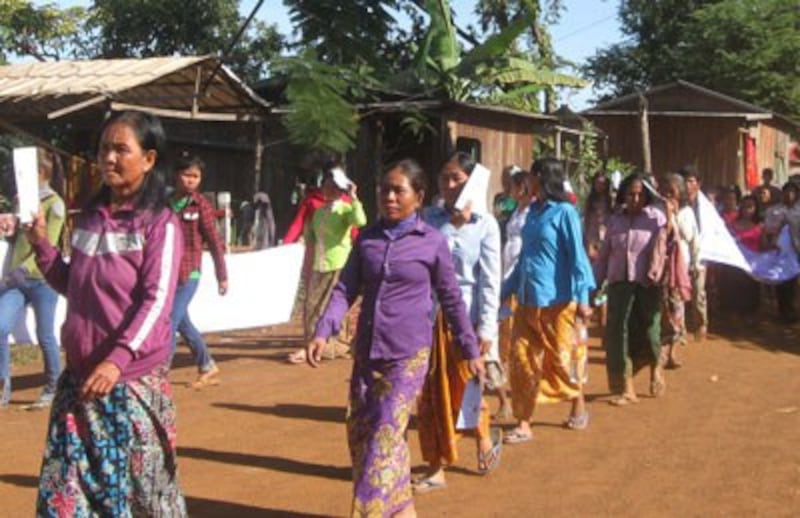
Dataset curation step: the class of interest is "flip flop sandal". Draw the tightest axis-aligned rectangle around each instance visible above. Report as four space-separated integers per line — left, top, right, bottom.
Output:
412 477 447 494
563 412 590 430
664 358 683 370
477 428 503 475
286 350 308 364
502 429 533 444
650 377 666 398
609 394 639 406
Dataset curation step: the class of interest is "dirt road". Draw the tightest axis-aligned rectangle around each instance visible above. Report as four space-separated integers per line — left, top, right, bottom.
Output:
1 318 799 517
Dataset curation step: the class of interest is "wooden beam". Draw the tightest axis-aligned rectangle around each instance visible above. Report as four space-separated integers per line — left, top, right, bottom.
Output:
109 102 263 122
47 95 108 119
584 110 773 120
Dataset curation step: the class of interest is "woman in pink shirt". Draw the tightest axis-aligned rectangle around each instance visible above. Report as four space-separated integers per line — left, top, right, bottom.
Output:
26 111 186 516
595 173 668 405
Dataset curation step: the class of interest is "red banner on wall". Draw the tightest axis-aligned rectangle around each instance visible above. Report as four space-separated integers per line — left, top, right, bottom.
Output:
744 135 759 190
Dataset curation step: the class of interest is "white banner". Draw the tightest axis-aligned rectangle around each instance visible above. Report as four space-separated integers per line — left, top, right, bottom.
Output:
698 193 800 283
6 244 304 344
188 244 304 333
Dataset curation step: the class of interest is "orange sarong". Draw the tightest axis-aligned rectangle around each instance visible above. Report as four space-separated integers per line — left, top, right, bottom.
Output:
417 313 490 466
510 302 582 420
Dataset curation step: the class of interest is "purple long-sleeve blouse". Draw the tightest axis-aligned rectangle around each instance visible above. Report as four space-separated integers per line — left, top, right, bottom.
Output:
314 215 479 360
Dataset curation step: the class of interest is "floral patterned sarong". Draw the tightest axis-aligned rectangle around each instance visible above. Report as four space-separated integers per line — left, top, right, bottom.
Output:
348 348 430 518
36 369 186 517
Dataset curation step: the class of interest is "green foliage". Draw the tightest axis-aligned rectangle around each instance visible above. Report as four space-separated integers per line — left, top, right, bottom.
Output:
0 0 87 62
605 157 636 176
0 1 283 83
88 0 283 83
284 0 402 71
585 0 800 120
274 53 362 154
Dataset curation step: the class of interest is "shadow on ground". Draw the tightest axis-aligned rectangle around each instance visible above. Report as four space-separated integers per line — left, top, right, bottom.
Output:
185 496 330 517
213 402 346 424
178 446 351 482
0 474 37 488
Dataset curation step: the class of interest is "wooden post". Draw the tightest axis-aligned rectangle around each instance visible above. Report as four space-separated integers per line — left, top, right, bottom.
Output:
555 128 562 159
638 92 653 174
253 121 264 195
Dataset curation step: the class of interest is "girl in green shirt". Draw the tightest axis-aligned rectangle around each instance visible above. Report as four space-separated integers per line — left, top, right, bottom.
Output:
288 163 366 364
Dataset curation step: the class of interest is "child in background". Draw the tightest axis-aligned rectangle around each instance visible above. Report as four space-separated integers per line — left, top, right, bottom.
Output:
169 153 228 388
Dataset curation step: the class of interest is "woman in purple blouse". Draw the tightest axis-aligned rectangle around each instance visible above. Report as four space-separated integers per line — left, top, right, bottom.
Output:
307 159 484 518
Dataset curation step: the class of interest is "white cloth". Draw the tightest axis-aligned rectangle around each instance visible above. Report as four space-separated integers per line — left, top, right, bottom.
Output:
502 204 529 280
697 192 800 283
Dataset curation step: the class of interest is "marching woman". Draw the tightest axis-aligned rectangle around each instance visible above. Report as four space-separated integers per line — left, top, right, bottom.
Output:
595 173 668 405
307 160 483 517
501 158 596 441
495 166 533 419
28 111 186 515
289 162 366 363
657 173 699 369
415 151 503 491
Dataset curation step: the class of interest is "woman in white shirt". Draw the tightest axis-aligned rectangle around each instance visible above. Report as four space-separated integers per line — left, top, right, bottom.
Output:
496 166 533 419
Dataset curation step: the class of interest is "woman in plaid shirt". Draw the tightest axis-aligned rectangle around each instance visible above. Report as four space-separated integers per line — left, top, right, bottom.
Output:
169 153 228 388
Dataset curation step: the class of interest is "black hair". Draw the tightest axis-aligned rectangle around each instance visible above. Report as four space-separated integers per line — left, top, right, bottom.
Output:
92 110 168 212
782 181 799 194
721 184 742 204
530 157 570 203
678 164 700 182
175 151 206 176
584 172 613 214
509 168 529 191
387 158 427 194
615 172 654 208
446 151 477 176
738 194 761 223
661 173 689 207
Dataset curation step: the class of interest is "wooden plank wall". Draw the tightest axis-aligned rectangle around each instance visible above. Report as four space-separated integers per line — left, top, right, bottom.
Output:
587 114 744 188
445 108 535 205
757 121 792 183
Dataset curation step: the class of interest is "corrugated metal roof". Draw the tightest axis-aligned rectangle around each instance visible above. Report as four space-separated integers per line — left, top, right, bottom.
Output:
0 55 269 122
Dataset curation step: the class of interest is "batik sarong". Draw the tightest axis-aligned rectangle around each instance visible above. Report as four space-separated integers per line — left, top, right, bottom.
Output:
417 313 490 466
348 348 430 518
661 286 688 347
37 369 186 517
509 302 581 418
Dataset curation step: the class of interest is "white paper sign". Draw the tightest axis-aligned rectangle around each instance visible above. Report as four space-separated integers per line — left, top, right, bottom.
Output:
455 163 491 215
13 147 39 224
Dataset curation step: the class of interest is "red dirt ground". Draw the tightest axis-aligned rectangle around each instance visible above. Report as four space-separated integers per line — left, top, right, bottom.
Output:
1 315 799 517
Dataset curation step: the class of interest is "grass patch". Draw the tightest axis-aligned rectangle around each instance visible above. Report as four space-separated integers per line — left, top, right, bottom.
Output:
10 344 43 367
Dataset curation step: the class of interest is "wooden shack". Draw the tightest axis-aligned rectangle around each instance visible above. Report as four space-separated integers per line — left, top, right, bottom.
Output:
261 99 558 229
583 80 799 189
0 56 270 208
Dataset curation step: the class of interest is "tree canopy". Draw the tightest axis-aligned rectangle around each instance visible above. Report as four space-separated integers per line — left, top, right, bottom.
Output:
584 0 800 120
0 0 283 83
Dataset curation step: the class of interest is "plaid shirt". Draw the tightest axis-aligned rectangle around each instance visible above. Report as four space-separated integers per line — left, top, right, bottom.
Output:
173 192 227 285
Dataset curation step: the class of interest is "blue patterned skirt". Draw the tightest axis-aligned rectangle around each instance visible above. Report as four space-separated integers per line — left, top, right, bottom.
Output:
36 369 186 517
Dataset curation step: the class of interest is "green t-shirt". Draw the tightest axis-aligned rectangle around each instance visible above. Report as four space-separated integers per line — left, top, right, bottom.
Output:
10 192 65 279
